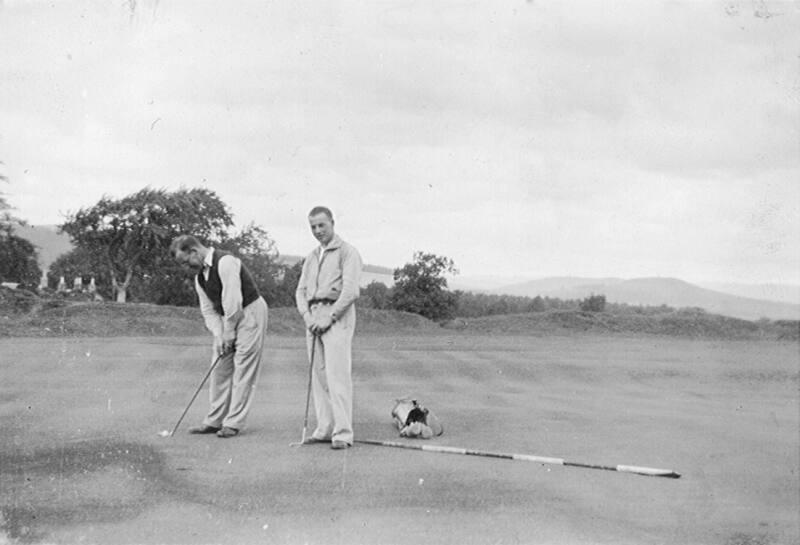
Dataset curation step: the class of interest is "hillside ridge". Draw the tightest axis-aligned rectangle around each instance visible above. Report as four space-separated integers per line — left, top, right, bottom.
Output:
492 276 800 321
13 226 798 320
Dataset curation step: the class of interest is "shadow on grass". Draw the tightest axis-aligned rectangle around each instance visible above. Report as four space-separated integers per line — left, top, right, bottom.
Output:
1 440 194 543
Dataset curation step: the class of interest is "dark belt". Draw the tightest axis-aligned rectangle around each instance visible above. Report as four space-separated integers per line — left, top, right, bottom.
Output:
309 298 337 305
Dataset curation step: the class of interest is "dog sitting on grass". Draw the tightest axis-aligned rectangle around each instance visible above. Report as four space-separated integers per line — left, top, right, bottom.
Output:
391 398 444 439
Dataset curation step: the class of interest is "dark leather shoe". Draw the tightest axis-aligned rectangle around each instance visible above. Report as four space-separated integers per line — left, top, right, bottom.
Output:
302 436 329 445
188 425 220 434
331 440 351 450
216 427 239 438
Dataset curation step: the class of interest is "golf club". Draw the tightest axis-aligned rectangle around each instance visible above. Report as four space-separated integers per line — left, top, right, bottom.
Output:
289 334 317 447
158 350 229 438
354 439 680 479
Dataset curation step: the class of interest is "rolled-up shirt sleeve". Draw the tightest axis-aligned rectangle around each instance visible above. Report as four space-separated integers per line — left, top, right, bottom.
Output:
218 255 244 341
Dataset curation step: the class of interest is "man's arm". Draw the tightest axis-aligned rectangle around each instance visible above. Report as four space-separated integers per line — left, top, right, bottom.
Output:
295 256 317 332
329 244 362 322
295 256 311 317
196 276 223 338
218 255 244 343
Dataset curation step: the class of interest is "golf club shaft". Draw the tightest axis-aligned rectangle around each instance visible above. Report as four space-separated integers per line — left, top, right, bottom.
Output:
354 439 680 479
170 351 228 436
299 335 317 440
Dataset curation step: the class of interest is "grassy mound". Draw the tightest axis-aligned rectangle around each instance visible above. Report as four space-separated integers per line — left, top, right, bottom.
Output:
0 295 440 338
2 288 797 340
442 309 799 341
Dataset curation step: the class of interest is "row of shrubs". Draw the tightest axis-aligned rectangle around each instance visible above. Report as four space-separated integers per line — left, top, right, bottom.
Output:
3 286 798 341
442 308 799 341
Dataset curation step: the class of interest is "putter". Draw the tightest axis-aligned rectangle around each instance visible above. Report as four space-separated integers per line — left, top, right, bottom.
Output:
290 334 317 447
158 350 229 438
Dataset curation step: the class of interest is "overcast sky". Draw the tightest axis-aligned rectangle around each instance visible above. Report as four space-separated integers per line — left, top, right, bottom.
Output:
1 0 797 284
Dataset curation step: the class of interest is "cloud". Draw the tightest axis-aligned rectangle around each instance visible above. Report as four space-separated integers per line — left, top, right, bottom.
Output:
0 0 797 284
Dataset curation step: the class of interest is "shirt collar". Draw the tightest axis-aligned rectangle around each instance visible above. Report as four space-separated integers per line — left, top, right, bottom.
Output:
319 235 343 253
203 248 215 269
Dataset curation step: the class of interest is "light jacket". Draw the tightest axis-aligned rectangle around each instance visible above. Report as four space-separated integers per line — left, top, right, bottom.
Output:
295 234 362 322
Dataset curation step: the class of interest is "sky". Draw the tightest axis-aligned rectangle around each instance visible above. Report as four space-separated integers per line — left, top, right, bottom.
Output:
1 0 798 285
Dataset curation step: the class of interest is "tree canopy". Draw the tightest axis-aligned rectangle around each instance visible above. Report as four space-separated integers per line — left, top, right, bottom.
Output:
59 187 234 302
1 168 42 288
390 252 458 322
54 186 299 306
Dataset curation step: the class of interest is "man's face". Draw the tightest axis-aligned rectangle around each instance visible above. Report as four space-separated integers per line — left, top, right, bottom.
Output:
309 213 334 246
174 248 204 270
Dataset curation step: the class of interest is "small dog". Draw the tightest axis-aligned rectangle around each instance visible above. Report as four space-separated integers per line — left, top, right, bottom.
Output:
391 398 443 438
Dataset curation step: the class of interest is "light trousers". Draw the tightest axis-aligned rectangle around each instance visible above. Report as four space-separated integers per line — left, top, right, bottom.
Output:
204 297 268 430
307 303 356 444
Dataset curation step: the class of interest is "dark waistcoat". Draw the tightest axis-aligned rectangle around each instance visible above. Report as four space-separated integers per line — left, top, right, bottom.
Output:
196 250 260 316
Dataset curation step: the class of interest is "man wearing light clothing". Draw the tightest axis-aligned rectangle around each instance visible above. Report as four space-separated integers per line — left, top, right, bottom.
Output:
295 206 362 449
170 235 269 438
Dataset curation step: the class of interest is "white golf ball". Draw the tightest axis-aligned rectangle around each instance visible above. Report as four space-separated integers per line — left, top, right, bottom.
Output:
158 430 171 437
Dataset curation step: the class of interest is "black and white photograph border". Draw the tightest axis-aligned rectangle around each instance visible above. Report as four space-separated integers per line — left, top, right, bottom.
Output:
1 1 798 544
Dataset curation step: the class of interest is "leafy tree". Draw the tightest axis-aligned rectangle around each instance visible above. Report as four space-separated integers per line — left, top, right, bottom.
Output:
390 252 458 322
59 187 233 302
1 167 19 234
47 246 110 297
0 168 42 289
272 260 303 308
579 293 606 312
529 295 546 312
218 223 285 307
0 233 42 289
359 281 390 309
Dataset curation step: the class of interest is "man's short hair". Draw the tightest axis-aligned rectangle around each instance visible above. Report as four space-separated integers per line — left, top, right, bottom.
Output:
170 235 202 256
308 206 334 221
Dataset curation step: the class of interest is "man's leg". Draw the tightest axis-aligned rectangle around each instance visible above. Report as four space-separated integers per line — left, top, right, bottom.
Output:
204 350 234 428
309 332 334 440
321 306 355 445
222 298 268 430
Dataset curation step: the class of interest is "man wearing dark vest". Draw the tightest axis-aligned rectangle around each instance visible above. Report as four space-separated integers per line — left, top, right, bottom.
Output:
170 235 269 438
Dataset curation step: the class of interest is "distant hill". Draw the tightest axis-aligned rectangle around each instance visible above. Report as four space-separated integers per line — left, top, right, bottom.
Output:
492 277 800 321
15 227 796 320
13 224 73 270
449 275 532 292
278 254 395 287
699 282 800 305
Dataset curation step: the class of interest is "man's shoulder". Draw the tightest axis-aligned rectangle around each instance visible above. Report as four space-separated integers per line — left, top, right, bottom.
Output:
216 251 238 262
216 251 242 271
339 239 361 257
332 235 359 253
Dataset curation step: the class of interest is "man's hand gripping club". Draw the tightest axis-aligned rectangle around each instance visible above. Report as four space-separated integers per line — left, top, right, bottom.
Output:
213 336 236 357
304 310 333 336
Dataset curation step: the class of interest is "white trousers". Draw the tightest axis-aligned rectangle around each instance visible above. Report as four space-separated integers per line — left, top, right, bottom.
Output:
204 297 268 430
307 303 356 444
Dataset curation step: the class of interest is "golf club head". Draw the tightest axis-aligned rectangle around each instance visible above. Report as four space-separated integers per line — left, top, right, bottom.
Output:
157 430 173 438
289 428 308 447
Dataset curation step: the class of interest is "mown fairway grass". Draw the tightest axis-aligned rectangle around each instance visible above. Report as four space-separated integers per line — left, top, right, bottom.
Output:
1 333 798 544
